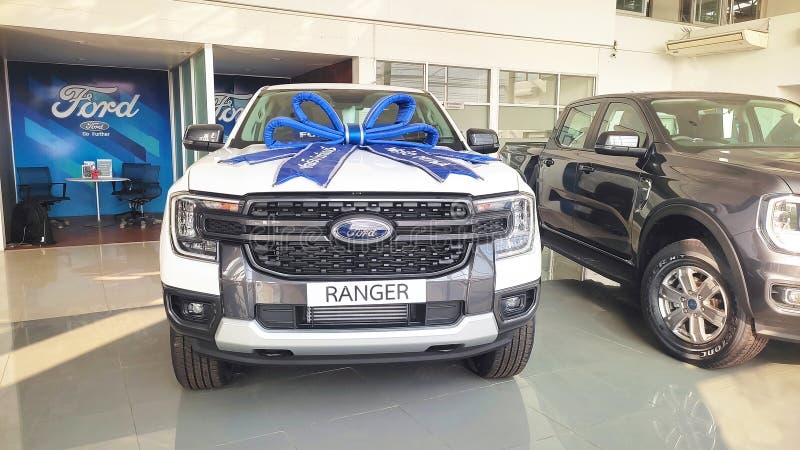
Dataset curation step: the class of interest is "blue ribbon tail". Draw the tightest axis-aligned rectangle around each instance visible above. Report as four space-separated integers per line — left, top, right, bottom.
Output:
220 147 300 165
422 146 498 163
366 145 481 182
274 143 357 186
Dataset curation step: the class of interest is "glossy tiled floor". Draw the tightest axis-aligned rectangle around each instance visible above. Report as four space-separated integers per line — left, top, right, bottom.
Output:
1 243 798 449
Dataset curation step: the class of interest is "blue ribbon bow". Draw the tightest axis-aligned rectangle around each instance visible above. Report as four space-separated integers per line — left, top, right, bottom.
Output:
220 91 496 186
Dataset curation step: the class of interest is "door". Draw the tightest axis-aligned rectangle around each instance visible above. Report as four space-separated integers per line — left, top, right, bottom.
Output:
571 101 649 259
537 102 601 236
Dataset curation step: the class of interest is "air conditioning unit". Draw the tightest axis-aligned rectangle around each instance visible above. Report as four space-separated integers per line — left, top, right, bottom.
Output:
665 19 769 57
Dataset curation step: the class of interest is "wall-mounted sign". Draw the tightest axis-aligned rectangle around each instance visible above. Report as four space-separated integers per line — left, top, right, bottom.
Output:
8 62 172 217
444 101 465 110
214 74 289 139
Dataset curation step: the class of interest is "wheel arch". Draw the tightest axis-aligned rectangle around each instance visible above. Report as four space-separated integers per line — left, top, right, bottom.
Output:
637 202 752 315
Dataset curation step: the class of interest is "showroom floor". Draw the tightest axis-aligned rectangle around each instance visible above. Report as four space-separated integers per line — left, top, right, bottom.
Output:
0 243 798 450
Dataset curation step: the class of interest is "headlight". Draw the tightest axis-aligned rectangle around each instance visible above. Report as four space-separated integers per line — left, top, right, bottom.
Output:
760 194 800 254
474 193 536 258
170 193 241 260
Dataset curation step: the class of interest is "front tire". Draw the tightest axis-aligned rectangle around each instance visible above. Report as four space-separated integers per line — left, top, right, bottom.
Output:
170 329 232 390
468 319 535 378
642 239 768 368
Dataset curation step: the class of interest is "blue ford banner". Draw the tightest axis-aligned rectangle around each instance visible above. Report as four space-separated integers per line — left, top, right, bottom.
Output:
8 62 173 217
214 74 288 139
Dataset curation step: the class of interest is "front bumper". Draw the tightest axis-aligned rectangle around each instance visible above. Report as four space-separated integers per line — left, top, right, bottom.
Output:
163 238 541 363
734 231 800 343
215 312 498 355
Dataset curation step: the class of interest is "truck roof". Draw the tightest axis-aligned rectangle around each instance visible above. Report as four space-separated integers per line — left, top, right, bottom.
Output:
576 91 787 103
264 83 426 94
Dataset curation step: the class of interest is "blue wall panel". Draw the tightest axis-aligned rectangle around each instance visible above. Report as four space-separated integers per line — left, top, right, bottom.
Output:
8 62 173 217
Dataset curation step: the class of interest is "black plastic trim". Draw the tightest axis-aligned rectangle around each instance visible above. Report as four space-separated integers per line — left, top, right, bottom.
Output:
163 284 223 340
494 279 540 333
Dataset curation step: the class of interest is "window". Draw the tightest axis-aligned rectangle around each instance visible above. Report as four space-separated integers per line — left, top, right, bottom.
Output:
560 76 596 105
428 65 489 103
617 0 646 14
376 61 424 90
651 97 800 149
696 0 722 24
557 104 600 149
729 0 760 23
599 103 648 145
619 0 760 25
232 89 462 150
500 72 557 105
428 65 490 130
375 62 596 145
498 71 595 145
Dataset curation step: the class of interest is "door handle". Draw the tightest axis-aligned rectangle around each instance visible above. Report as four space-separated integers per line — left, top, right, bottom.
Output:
543 158 555 167
578 164 595 174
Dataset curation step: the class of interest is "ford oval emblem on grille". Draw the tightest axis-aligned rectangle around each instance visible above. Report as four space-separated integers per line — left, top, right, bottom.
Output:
331 216 393 245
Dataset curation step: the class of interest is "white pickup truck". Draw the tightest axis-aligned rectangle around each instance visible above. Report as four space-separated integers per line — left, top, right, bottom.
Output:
160 83 541 389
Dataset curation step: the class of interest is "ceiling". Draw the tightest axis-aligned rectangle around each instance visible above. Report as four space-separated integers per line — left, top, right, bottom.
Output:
0 26 202 70
213 45 349 78
0 26 351 77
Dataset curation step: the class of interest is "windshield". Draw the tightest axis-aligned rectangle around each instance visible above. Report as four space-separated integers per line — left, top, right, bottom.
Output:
651 97 800 150
229 89 463 150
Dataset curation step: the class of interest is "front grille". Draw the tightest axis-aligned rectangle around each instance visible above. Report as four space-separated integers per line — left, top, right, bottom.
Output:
249 200 470 220
256 301 463 329
249 240 471 278
308 304 409 326
198 195 508 280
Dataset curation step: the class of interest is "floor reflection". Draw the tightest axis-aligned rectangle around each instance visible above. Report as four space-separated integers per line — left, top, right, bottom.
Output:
0 245 798 449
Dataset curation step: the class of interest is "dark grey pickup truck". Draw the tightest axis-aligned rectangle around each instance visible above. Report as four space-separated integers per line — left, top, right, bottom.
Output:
502 92 800 368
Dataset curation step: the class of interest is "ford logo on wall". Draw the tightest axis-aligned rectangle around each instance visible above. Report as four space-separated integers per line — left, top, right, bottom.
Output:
80 120 110 131
331 216 394 245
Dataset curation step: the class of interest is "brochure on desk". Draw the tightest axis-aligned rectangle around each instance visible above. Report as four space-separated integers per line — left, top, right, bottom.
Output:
7 61 172 217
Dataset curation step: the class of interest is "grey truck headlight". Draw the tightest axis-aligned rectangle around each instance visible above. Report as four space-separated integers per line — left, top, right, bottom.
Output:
474 192 536 258
170 193 241 260
760 194 800 254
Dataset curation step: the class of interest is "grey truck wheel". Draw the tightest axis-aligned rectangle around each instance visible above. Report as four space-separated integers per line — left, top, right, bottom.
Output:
642 239 768 368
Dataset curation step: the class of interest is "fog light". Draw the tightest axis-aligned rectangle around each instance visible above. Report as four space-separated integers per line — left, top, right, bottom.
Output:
186 302 206 315
501 295 526 316
181 301 210 322
772 285 800 309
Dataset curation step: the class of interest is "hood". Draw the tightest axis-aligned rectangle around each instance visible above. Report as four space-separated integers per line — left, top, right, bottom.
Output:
685 147 800 193
187 145 522 197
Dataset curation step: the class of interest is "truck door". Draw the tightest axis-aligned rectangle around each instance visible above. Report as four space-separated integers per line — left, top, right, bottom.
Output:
537 102 602 237
572 101 649 259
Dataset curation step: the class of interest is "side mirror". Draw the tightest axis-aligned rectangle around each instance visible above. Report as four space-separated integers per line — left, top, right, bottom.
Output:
466 128 500 154
594 131 648 158
183 124 225 152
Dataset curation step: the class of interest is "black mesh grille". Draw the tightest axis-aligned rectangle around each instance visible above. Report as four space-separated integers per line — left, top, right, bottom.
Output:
249 241 471 277
249 200 469 220
474 217 509 235
204 218 246 235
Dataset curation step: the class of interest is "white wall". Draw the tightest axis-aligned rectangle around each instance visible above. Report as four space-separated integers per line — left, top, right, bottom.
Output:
672 12 800 100
0 0 669 88
598 15 688 94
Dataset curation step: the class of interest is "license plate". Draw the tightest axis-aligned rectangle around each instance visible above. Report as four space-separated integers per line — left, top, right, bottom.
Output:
306 280 426 307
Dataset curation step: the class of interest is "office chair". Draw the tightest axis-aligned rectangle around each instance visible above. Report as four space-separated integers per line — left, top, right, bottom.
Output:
112 163 163 229
16 166 70 228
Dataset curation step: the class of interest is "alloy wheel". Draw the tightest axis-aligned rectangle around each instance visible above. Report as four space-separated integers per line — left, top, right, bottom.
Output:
657 265 729 345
